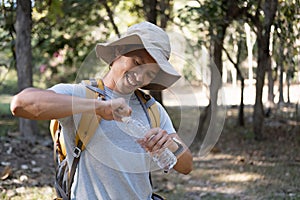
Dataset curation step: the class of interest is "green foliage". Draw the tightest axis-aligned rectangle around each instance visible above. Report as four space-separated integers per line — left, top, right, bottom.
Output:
0 1 17 74
0 0 299 91
123 0 144 20
177 0 250 47
272 0 300 82
0 78 18 94
0 0 128 87
0 67 18 94
48 0 64 20
30 0 117 86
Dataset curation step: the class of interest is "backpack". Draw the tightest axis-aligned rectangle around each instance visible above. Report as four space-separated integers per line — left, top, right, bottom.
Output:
50 78 164 200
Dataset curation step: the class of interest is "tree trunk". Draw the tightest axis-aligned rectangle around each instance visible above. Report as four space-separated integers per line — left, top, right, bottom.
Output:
253 37 266 140
278 37 285 103
278 65 284 103
193 25 226 151
266 56 274 117
159 0 172 28
287 71 291 103
16 0 37 141
245 23 255 85
223 34 245 126
236 39 245 126
252 0 278 140
143 0 157 24
267 61 274 104
239 78 245 126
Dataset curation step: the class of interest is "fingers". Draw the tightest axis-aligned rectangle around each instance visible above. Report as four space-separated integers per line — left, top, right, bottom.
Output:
98 98 132 121
111 98 132 121
138 128 171 153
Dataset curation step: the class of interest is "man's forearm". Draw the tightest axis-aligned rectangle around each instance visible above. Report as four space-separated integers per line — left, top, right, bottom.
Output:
10 88 99 120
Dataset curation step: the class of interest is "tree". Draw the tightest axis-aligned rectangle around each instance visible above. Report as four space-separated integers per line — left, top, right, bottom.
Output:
178 0 249 150
16 0 37 141
273 0 300 105
1 0 125 138
223 24 246 126
246 0 278 140
0 1 16 89
32 0 112 85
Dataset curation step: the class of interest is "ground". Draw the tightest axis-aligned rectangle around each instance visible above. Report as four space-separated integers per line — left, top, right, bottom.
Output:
152 109 300 200
1 105 300 200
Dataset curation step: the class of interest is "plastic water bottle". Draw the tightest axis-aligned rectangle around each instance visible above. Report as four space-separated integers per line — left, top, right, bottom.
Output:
122 117 177 171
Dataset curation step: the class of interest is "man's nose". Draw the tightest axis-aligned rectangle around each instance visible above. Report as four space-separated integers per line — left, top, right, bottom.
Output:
135 67 146 82
134 70 144 83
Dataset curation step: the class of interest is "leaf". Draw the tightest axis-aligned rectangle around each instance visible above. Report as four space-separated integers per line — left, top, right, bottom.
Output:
1 166 12 180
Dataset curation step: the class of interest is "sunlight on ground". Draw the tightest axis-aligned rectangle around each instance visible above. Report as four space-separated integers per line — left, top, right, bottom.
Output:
186 185 245 196
190 153 268 197
3 186 55 200
214 172 263 182
194 152 235 162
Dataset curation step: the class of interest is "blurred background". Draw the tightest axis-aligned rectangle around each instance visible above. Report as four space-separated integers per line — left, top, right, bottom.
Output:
0 0 299 199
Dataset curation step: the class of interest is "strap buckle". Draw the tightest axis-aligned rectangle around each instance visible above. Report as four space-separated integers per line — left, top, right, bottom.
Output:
72 147 81 158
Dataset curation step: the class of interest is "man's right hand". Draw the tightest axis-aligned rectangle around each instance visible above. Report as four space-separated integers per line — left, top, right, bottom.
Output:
96 98 132 121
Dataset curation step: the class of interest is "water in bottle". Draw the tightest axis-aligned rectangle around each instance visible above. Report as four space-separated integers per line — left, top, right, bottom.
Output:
121 117 177 171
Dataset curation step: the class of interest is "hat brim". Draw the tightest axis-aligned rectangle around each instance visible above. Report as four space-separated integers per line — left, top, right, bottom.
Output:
95 34 180 90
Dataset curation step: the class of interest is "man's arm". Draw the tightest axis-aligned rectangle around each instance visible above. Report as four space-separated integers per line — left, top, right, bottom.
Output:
10 87 131 121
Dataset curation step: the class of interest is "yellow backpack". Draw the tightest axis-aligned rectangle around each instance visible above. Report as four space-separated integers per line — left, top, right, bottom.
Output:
49 78 161 200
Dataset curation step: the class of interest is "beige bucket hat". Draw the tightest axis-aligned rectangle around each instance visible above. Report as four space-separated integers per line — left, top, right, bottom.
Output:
95 21 181 90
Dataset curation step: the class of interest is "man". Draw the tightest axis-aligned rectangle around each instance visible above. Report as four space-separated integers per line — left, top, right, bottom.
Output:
11 21 193 200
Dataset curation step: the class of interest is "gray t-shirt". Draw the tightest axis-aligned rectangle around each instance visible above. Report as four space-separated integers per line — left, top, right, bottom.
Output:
49 83 175 200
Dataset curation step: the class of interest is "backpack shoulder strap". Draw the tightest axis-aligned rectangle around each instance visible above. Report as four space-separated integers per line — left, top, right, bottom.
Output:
135 89 160 128
49 79 105 162
68 79 105 196
75 79 105 152
82 78 106 99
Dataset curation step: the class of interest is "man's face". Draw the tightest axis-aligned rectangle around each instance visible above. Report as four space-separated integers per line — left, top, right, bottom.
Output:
110 49 160 94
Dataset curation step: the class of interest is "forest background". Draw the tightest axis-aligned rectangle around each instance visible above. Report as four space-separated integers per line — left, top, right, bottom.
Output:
0 0 299 199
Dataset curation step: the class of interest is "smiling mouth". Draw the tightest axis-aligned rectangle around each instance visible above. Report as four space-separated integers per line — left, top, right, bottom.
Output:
126 73 138 87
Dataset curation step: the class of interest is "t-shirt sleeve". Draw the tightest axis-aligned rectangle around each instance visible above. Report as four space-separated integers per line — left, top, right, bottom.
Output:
156 102 176 134
48 83 86 98
47 83 86 126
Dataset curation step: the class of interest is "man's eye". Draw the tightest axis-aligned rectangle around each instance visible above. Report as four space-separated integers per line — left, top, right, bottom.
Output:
135 60 140 65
